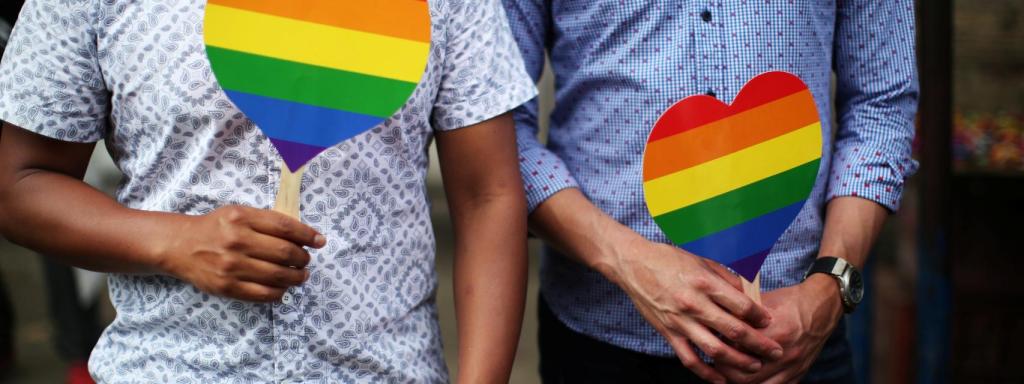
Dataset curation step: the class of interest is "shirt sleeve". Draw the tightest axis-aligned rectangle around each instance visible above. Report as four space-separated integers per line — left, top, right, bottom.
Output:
0 0 109 143
828 0 919 211
502 0 580 212
431 0 538 132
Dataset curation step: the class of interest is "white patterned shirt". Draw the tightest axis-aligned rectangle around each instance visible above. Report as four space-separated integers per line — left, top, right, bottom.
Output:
0 0 536 382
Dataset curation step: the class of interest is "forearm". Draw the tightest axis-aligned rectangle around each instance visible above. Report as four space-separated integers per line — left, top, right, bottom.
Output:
817 196 888 268
527 187 643 284
451 193 528 384
0 169 180 273
804 196 889 319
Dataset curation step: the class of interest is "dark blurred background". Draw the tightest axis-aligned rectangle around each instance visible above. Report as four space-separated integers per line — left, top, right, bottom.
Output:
1 1 1022 383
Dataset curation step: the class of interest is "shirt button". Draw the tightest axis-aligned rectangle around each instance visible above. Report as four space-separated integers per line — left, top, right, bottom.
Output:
281 292 293 305
701 10 712 23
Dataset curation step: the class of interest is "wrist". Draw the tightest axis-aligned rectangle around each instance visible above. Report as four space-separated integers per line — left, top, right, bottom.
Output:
591 226 647 285
803 273 844 320
145 213 194 276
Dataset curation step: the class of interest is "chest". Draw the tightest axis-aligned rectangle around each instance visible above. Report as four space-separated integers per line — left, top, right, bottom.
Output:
549 1 837 55
91 0 446 140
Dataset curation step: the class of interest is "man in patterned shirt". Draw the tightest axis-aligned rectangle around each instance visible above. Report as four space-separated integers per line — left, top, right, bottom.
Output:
503 1 918 383
0 0 537 382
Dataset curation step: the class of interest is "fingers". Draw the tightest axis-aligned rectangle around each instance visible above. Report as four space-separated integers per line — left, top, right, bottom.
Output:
666 334 726 384
230 257 309 288
238 232 312 268
697 304 784 360
240 207 326 248
706 278 774 329
221 281 287 303
677 316 764 374
704 259 743 291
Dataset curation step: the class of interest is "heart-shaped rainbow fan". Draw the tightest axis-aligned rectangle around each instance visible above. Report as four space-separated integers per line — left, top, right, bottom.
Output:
642 72 822 281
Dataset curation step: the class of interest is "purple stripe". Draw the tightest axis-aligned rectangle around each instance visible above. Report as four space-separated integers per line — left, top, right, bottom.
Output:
729 249 771 282
269 138 329 171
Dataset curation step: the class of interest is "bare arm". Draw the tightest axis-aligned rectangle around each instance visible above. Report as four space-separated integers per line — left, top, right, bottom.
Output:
436 113 528 384
0 122 325 302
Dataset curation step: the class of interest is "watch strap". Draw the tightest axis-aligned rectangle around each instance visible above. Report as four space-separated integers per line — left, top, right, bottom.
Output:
804 256 847 280
805 256 856 313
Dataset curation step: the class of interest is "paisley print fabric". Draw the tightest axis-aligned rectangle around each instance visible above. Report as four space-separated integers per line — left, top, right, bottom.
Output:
0 0 536 382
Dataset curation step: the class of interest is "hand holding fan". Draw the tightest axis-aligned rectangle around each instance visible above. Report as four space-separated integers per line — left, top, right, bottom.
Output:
204 0 431 217
642 72 823 302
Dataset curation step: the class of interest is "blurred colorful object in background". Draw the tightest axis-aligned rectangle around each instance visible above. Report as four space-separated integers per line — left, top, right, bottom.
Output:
952 112 1024 173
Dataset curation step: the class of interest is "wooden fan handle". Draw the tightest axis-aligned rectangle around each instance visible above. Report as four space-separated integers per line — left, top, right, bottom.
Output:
273 164 305 218
741 272 762 304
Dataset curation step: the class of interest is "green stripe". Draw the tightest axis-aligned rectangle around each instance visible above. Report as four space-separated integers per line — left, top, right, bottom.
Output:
653 159 820 245
206 46 417 118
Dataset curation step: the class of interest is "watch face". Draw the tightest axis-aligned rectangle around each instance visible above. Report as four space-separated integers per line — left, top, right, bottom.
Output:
848 269 864 304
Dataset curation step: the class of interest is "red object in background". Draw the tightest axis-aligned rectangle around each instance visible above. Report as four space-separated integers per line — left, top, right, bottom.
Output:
66 360 95 384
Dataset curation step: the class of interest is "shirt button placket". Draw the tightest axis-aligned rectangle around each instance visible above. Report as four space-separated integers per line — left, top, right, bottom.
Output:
274 286 306 381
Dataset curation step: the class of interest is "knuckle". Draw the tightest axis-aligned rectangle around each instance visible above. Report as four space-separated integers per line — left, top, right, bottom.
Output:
678 355 696 369
222 231 245 250
739 300 755 316
275 216 294 236
663 321 681 333
703 343 724 358
673 295 694 312
727 323 747 340
277 243 296 259
221 205 246 224
690 276 711 291
217 254 241 273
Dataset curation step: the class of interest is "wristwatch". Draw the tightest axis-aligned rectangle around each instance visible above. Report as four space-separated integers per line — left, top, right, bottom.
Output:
804 257 863 313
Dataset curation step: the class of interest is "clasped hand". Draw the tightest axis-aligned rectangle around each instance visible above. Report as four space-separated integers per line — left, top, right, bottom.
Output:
608 237 782 384
611 237 843 384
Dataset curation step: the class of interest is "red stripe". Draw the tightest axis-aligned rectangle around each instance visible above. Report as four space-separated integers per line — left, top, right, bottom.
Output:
647 71 811 142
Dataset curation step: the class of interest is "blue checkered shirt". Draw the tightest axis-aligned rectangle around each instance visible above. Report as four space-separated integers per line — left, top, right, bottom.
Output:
502 0 919 376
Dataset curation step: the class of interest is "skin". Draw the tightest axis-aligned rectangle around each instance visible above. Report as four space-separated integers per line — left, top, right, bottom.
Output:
0 113 529 383
529 188 886 384
716 197 887 384
435 113 529 384
529 188 783 384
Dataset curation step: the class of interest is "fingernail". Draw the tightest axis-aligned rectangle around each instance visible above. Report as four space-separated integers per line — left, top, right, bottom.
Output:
747 362 762 372
303 269 310 280
759 317 772 328
771 348 784 359
314 234 326 247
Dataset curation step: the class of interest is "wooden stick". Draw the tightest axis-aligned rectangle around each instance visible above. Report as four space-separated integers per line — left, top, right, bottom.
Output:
741 272 762 304
273 164 305 218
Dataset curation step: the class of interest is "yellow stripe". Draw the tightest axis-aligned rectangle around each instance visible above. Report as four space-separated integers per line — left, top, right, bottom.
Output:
204 4 430 83
644 122 822 216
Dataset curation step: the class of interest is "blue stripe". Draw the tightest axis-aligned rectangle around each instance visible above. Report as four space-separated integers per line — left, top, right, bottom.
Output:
224 90 384 148
679 200 806 266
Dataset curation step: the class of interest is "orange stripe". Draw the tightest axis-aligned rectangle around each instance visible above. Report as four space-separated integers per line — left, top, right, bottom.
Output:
643 90 819 181
207 0 430 43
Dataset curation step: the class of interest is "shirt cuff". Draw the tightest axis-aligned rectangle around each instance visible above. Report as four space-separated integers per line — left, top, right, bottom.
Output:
519 148 580 212
826 147 919 211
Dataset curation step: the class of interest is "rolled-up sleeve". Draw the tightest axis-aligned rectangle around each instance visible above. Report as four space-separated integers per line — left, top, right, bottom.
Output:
828 0 919 211
502 0 580 212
